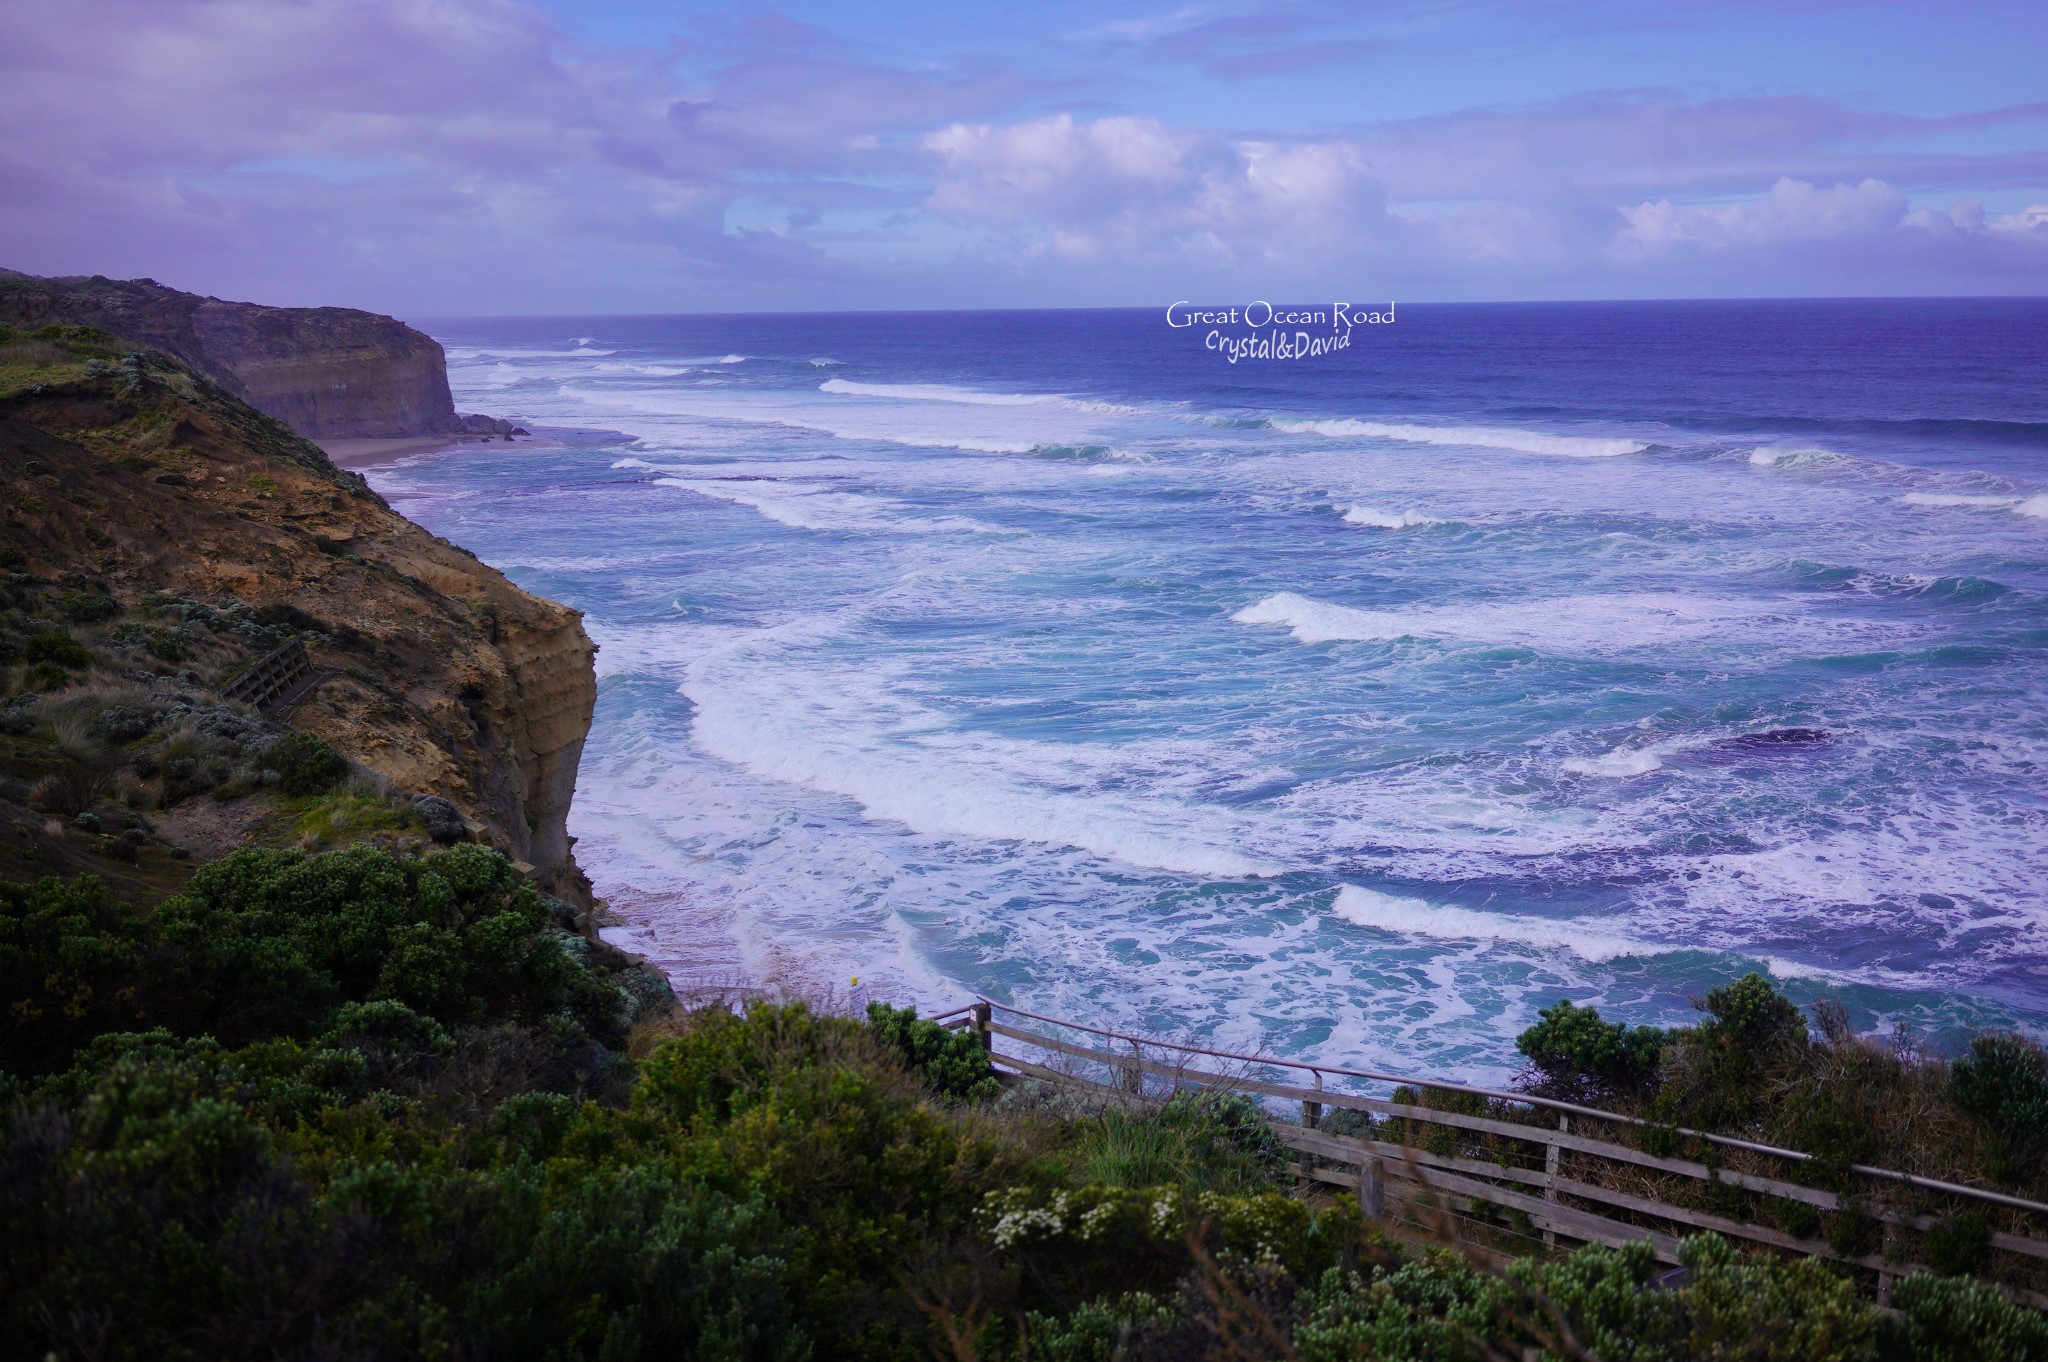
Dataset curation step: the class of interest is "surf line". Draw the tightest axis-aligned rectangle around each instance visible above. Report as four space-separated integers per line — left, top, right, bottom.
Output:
1206 326 1356 364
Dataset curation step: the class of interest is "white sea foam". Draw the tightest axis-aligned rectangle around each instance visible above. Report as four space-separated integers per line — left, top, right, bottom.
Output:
809 357 845 366
1329 886 1659 962
1342 505 1443 529
1273 418 1645 458
2017 495 2048 519
564 384 1084 455
1748 445 1843 468
681 632 1283 879
821 378 1135 414
1230 590 1859 656
592 361 708 377
1901 492 2021 508
823 378 1046 406
652 477 1001 535
1561 748 1665 777
456 346 615 358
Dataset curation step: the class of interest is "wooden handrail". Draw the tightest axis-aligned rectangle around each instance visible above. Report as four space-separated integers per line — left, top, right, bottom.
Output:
974 998 2048 1219
982 1033 2048 1303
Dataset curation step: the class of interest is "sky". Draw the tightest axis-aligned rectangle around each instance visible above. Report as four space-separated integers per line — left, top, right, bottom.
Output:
2 0 2046 314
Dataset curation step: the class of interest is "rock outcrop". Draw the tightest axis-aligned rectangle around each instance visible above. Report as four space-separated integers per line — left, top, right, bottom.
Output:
0 330 595 899
0 270 506 441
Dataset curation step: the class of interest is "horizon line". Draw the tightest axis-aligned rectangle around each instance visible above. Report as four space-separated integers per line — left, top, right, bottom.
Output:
404 292 2048 323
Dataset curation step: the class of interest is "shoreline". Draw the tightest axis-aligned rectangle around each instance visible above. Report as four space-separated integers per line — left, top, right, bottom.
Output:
316 434 505 470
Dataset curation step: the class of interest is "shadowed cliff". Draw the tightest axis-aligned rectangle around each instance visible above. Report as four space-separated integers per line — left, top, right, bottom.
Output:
0 270 478 440
0 323 595 900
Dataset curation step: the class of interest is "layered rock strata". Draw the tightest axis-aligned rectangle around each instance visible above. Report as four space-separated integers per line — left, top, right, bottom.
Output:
0 338 595 898
0 270 512 440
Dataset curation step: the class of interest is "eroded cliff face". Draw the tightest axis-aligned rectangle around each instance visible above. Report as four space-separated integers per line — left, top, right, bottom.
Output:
0 271 457 439
0 338 595 898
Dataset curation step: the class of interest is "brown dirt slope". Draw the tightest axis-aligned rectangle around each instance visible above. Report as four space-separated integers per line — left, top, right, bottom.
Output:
0 327 595 900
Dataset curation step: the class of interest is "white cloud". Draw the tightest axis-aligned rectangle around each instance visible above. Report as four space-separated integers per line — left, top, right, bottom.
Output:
922 114 1388 265
1618 178 1910 251
1992 204 2048 231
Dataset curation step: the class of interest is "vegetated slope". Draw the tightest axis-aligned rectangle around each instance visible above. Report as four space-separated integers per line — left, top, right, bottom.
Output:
3 863 2039 1362
0 324 594 899
0 269 458 438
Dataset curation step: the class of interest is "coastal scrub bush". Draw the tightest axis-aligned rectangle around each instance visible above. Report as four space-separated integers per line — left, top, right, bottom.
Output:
1034 1233 1894 1362
156 842 622 1045
981 1181 1366 1315
22 629 94 670
635 999 1027 1358
1514 997 1667 1103
865 999 1000 1102
1654 972 1809 1129
1948 1032 2048 1186
57 590 121 623
1065 1088 1290 1194
0 845 622 1076
0 874 154 1075
1882 1271 2048 1362
0 1042 811 1362
266 730 347 796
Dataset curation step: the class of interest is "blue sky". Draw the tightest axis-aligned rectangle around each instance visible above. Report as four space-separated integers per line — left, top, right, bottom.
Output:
3 0 2045 313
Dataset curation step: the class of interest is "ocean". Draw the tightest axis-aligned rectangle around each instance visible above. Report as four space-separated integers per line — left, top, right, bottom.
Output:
368 299 2048 1083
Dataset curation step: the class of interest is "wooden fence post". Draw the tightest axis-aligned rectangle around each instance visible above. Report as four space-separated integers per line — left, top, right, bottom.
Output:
1302 1070 1324 1130
1359 1156 1385 1218
1123 1040 1143 1095
969 1002 992 1054
1544 1114 1565 1251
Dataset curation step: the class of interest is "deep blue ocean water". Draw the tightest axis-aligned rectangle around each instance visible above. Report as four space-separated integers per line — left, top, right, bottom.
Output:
373 299 2048 1081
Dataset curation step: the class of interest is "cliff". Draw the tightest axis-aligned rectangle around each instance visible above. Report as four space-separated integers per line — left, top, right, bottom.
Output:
0 324 595 900
0 270 484 440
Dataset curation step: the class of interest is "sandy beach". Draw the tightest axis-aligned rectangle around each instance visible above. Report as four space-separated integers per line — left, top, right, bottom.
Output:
315 435 493 470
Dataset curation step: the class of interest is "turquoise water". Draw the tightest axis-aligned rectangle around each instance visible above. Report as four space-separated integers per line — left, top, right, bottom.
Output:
370 301 2048 1081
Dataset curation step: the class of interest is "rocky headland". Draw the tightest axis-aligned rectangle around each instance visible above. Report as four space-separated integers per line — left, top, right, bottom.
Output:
0 309 593 907
0 269 522 440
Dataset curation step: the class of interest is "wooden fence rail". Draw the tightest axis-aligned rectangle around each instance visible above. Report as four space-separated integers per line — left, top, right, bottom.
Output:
952 998 2048 1304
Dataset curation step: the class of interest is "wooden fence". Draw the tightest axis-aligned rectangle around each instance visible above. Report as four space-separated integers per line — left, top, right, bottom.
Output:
938 998 2048 1304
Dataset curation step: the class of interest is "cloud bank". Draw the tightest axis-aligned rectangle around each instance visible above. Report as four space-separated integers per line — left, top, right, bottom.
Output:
0 0 2043 311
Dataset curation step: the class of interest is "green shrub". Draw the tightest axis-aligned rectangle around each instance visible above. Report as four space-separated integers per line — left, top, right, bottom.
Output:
21 629 93 669
1514 997 1667 1103
864 1000 1000 1102
982 1182 1365 1314
1698 973 1808 1057
636 999 1018 1359
1654 973 1808 1130
1292 1253 1520 1362
0 874 153 1076
1926 1211 1994 1278
1783 1085 1878 1190
1 845 623 1075
266 730 347 796
1883 1271 2048 1362
57 591 120 623
1065 1089 1289 1194
1 1045 810 1362
1949 1032 2048 1185
24 661 72 690
1027 1292 1180 1362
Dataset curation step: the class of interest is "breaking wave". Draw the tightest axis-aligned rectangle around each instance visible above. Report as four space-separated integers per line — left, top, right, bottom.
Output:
1273 418 1645 458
